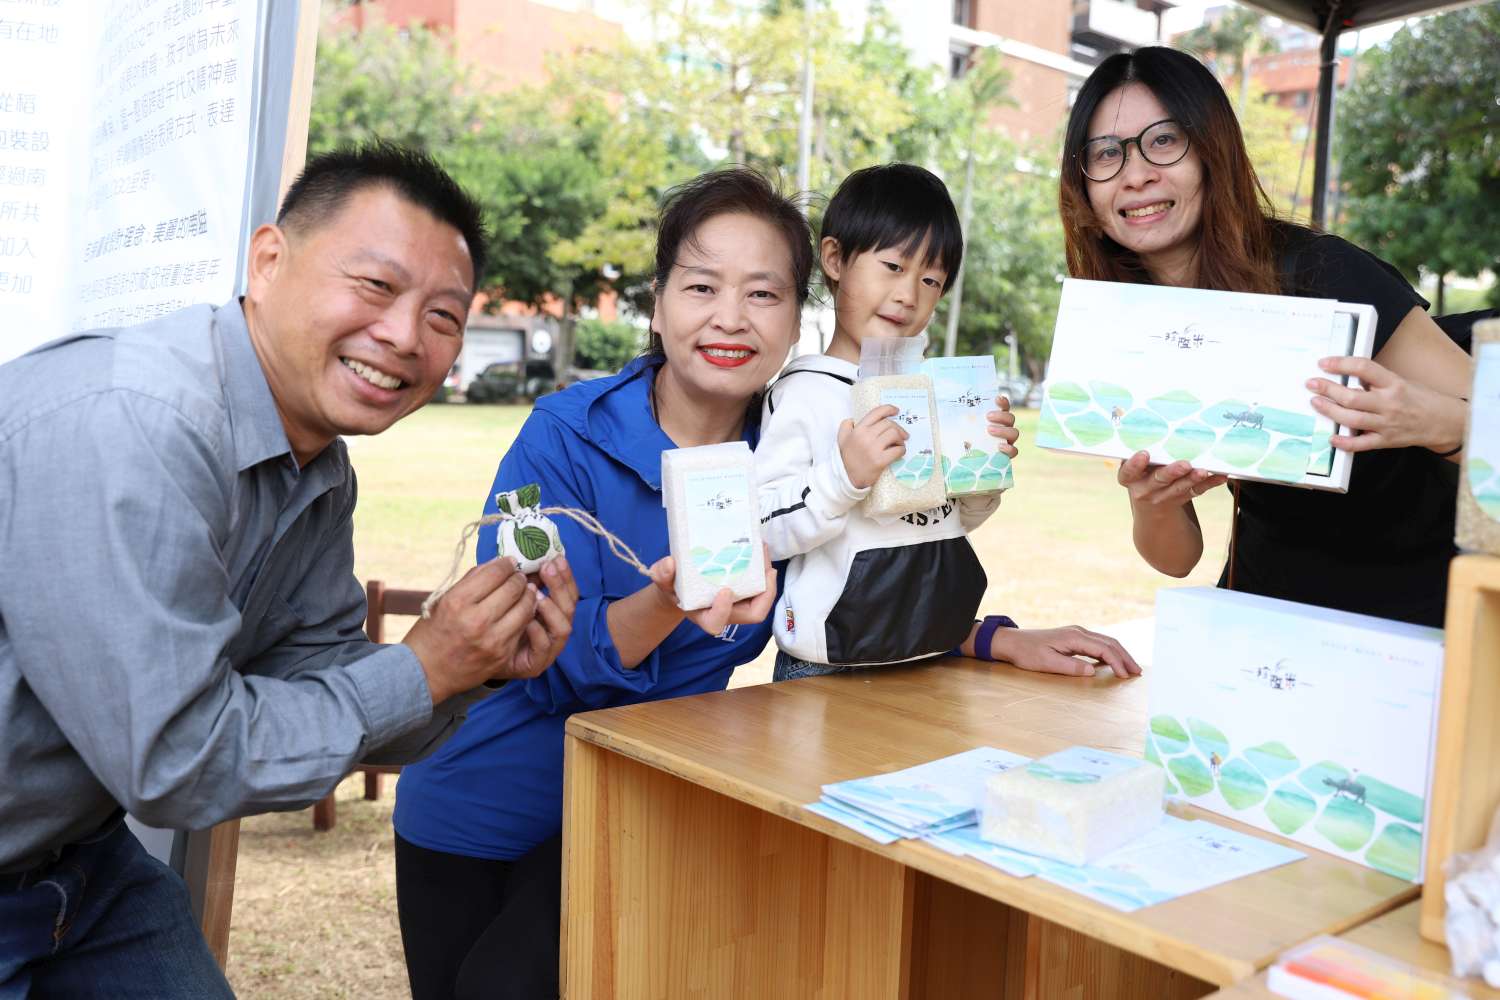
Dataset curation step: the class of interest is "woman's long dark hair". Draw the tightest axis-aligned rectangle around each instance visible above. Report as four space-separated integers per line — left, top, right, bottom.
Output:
1058 47 1281 294
646 168 814 357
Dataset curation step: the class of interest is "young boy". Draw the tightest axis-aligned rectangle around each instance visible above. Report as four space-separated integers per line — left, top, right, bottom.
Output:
756 163 1016 680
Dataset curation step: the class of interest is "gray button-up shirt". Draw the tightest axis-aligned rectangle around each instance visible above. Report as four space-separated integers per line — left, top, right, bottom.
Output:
0 300 479 872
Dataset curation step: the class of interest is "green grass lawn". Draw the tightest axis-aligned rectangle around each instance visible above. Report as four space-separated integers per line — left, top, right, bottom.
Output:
345 402 1232 631
228 401 1232 999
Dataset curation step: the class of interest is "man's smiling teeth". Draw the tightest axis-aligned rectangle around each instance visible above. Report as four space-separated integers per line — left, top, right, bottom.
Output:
341 357 403 390
702 347 752 359
1123 201 1173 218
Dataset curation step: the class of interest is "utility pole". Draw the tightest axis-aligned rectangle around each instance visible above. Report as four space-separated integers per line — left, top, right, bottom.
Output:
942 146 976 357
796 0 819 351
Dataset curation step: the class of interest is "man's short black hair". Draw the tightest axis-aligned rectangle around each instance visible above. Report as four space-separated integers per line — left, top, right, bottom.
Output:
820 163 964 293
277 142 489 286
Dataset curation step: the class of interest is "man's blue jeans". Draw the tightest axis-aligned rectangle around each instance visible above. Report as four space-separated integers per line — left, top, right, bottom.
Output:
0 815 233 999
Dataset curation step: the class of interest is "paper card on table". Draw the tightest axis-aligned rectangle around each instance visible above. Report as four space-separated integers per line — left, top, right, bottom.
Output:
1030 817 1305 912
805 800 904 845
820 747 1030 834
921 356 1014 496
1149 587 1444 883
922 824 1043 877
1036 278 1375 491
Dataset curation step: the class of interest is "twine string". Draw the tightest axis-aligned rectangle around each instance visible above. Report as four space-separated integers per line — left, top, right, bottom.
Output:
421 506 652 619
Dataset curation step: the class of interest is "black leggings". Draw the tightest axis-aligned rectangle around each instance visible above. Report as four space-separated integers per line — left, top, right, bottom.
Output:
394 832 562 1000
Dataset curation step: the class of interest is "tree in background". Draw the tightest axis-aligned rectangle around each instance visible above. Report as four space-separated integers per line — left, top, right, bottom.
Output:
1336 5 1500 313
573 318 647 373
932 138 1065 381
1237 84 1315 219
1175 4 1278 114
306 3 1074 387
306 22 482 155
941 49 1015 357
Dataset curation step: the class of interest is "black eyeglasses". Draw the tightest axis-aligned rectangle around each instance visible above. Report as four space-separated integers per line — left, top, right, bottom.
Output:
1077 119 1191 182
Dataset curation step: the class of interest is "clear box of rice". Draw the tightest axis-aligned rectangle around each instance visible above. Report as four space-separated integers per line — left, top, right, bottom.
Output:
853 336 947 518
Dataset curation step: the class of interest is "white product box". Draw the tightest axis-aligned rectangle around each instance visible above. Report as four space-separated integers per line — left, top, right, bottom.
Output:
1149 587 1444 882
661 442 766 610
1458 326 1500 554
980 746 1165 866
1037 278 1376 492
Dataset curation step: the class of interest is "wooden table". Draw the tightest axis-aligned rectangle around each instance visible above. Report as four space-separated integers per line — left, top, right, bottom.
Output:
562 658 1417 999
1210 901 1500 997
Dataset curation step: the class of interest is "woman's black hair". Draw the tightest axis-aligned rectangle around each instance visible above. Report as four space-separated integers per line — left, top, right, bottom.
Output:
1058 47 1281 294
647 168 814 356
820 163 964 293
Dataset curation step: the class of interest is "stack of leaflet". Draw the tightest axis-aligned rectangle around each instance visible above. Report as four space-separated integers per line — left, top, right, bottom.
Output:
807 746 1307 913
808 747 1029 845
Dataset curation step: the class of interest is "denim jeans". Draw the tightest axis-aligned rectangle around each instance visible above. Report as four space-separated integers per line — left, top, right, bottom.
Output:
0 815 233 999
772 650 949 682
772 651 861 681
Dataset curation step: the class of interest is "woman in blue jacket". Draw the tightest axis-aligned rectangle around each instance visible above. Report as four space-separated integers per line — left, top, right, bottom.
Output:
392 168 808 1000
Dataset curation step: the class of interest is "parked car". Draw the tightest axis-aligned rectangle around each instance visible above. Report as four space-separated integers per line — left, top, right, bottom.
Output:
998 376 1035 408
465 360 569 403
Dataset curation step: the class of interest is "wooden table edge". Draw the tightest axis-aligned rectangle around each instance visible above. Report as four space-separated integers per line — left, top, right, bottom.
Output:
566 716 1417 986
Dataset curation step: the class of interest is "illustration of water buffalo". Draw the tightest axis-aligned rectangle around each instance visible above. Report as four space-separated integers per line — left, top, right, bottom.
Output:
1222 409 1264 431
1323 775 1366 805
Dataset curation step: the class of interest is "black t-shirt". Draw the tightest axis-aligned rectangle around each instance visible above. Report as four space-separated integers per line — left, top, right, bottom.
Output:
1216 223 1457 627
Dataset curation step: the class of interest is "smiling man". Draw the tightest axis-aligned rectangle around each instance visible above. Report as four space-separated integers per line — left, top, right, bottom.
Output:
0 144 577 996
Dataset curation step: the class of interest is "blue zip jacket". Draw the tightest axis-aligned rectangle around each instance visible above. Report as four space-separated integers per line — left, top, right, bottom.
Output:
393 356 773 860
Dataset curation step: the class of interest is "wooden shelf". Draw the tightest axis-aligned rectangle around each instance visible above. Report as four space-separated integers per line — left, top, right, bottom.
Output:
1422 554 1500 942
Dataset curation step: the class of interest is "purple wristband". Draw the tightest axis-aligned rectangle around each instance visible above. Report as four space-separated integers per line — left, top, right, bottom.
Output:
973 615 1019 661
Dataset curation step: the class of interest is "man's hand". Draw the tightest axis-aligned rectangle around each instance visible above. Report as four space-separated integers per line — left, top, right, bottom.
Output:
838 404 907 489
511 556 579 678
404 557 560 704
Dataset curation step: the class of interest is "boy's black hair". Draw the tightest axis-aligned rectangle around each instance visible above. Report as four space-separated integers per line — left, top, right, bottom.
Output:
820 163 963 293
277 141 490 286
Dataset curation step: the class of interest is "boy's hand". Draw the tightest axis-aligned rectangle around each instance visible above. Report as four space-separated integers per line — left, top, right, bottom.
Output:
986 394 1020 458
838 405 907 489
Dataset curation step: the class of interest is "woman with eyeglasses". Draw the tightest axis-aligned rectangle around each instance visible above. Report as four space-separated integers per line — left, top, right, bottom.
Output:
1058 46 1473 627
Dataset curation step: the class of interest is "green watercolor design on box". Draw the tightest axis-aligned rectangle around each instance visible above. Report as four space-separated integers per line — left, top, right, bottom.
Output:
1168 755 1213 797
1047 381 1091 414
1316 795 1376 851
1164 423 1216 462
1365 823 1422 881
1089 380 1133 413
1149 715 1190 755
1265 785 1317 834
691 543 752 582
1218 758 1268 809
1117 409 1169 451
1065 411 1114 447
1244 742 1299 781
1147 389 1201 422
1037 402 1072 448
1256 437 1311 482
1186 717 1229 759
